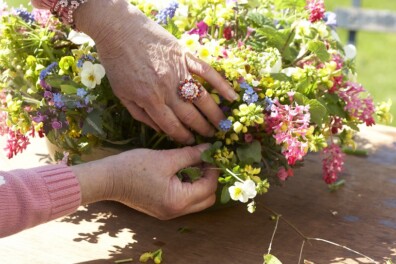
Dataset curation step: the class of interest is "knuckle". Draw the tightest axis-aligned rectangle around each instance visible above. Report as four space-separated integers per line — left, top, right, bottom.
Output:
181 110 198 125
200 62 212 75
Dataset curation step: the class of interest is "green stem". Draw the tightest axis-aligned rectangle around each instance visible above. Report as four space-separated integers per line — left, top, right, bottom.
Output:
151 134 167 149
41 41 56 62
22 96 41 105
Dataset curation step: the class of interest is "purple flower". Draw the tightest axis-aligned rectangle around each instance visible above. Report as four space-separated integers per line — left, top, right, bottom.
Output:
264 97 274 112
39 62 58 81
243 92 258 104
324 12 337 28
15 8 35 24
51 120 62 130
53 93 64 108
44 91 53 99
32 113 47 123
240 83 259 104
156 1 179 25
219 119 232 132
77 88 88 98
189 21 209 37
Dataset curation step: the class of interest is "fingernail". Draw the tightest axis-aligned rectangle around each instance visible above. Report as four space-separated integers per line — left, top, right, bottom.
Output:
228 90 239 101
196 143 211 152
208 128 216 137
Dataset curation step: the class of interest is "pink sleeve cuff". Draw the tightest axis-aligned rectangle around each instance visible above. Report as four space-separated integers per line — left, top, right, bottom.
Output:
0 164 81 237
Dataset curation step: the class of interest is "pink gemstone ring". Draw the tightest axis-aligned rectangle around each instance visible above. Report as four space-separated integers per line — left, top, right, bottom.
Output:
178 78 203 103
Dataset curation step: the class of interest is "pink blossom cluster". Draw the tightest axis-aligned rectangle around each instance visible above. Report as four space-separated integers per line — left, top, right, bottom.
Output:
306 0 325 23
322 143 344 184
267 100 311 165
338 82 376 126
31 9 52 27
0 92 31 159
4 130 30 159
0 0 8 17
277 166 294 181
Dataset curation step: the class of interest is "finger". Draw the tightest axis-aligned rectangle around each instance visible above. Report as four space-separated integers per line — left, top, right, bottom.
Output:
123 101 160 132
186 53 238 102
145 104 195 145
171 101 215 137
179 194 217 216
193 88 226 129
167 144 211 170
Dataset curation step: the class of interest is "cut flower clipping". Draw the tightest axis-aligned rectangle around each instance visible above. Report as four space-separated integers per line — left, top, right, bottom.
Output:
0 0 392 213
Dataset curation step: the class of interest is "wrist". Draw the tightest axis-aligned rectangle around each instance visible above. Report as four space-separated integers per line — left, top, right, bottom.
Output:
74 0 145 51
71 158 114 205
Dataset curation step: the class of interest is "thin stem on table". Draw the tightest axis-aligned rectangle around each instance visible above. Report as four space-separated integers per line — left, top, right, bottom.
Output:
262 205 379 264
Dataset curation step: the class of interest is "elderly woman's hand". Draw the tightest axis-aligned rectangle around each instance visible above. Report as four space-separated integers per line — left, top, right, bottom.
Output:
73 0 238 145
73 144 219 219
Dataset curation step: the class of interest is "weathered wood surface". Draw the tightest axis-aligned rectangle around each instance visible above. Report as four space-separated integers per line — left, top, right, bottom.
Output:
1 125 396 263
335 7 396 33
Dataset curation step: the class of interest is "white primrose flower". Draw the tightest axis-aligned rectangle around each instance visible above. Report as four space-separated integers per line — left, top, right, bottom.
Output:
0 176 5 186
80 61 106 89
68 30 95 46
180 33 200 53
229 179 257 203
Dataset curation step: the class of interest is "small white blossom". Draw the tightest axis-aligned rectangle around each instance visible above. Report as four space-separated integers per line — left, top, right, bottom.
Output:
229 179 257 203
281 67 298 77
344 44 357 60
247 201 256 213
80 61 106 89
0 176 5 186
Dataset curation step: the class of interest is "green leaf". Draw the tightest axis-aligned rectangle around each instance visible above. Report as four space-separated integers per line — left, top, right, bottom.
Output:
247 12 274 28
220 185 231 204
165 19 181 39
307 40 330 62
236 140 262 164
293 92 310 105
201 141 222 164
319 95 347 118
82 109 105 137
60 84 77 95
263 254 282 264
177 167 202 183
308 99 327 126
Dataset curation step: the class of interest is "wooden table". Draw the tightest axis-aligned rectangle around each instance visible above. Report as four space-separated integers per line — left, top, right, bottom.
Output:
1 125 395 263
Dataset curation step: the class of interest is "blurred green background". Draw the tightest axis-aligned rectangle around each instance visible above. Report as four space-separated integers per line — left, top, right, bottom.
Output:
6 0 396 126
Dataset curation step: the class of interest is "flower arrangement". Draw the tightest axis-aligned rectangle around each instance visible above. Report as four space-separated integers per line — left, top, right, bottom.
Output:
0 0 392 212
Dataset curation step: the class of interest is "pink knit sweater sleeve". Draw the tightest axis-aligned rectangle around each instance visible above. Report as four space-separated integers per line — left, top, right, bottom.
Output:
0 164 81 238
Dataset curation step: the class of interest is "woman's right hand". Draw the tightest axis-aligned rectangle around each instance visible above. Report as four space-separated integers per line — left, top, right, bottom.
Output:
73 0 238 145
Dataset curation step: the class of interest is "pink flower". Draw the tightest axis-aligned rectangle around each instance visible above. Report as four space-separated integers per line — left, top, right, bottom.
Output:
277 167 294 181
267 100 311 165
223 26 233 40
322 143 344 184
4 130 30 159
189 21 209 37
307 0 325 23
337 82 376 126
244 133 253 143
32 9 52 27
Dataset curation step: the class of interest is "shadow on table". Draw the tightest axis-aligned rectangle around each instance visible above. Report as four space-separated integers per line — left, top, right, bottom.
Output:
61 140 396 263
